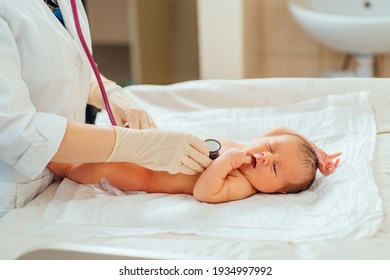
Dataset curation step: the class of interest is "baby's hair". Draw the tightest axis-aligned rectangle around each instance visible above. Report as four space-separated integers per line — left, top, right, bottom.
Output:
280 133 319 194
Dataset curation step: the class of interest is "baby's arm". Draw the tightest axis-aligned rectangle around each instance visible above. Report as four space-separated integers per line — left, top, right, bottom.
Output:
193 148 257 203
48 162 151 192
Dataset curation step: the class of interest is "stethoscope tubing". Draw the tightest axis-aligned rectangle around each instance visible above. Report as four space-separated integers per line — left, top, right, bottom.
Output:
70 0 117 126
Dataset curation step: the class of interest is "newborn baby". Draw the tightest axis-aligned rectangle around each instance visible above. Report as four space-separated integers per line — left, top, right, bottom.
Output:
48 127 340 203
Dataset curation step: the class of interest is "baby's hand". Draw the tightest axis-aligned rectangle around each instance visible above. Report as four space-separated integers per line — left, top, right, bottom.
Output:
223 148 252 170
315 148 342 176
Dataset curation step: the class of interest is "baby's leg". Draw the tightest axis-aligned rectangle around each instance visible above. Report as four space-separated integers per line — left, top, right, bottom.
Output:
47 162 151 192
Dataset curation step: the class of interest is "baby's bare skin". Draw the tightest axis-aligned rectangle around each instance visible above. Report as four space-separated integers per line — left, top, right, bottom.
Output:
48 139 239 195
48 128 341 203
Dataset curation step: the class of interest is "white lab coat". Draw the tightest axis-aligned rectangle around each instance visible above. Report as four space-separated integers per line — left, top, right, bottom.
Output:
0 0 93 217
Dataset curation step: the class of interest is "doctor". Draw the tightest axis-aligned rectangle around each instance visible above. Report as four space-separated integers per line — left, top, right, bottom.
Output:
0 0 212 217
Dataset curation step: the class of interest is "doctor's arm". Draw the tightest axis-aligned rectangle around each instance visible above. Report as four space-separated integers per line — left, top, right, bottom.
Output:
0 16 209 179
193 148 256 203
52 122 211 174
88 75 156 129
51 121 115 163
52 121 211 175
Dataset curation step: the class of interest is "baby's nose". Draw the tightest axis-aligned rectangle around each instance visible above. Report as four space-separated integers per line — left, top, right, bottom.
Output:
253 152 266 166
259 152 272 165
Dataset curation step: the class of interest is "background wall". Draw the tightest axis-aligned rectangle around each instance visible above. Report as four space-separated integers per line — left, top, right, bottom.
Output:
259 0 390 78
85 0 198 85
85 0 390 85
199 0 390 79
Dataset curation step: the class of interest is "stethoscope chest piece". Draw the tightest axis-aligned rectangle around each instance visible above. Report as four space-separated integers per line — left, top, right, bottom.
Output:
205 139 221 160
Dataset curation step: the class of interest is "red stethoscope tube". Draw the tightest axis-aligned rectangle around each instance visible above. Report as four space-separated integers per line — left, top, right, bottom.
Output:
70 0 117 126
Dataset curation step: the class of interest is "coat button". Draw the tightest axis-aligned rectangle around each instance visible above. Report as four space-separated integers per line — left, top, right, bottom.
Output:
75 58 81 67
74 111 80 120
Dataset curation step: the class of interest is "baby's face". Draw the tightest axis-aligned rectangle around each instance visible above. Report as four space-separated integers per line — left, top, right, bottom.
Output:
239 134 305 193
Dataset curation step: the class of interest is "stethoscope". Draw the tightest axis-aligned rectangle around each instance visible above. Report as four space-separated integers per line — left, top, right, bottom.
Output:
70 0 117 126
205 139 221 160
70 0 221 160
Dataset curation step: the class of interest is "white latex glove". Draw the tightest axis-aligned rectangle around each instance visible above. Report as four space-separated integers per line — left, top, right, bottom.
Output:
106 126 212 175
89 77 156 129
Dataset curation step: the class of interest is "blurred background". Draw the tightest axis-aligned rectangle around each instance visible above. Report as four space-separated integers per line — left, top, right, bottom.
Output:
84 0 390 87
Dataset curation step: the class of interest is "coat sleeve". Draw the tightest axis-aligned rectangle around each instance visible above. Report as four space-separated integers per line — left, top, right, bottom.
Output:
0 17 67 180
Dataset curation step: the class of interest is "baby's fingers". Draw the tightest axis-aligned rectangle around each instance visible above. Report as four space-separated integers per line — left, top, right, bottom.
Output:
239 153 252 165
324 159 340 175
333 158 340 169
329 152 342 159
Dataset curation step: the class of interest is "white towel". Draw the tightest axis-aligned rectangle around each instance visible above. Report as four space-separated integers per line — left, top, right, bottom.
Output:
42 91 382 242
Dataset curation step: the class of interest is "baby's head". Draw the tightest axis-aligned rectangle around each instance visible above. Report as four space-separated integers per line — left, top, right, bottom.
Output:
239 134 319 194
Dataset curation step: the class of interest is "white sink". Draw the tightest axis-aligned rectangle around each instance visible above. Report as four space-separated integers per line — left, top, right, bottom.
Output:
288 0 390 54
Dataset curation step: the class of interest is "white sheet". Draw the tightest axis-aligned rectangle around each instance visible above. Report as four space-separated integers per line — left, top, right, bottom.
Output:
1 77 390 260
41 91 382 242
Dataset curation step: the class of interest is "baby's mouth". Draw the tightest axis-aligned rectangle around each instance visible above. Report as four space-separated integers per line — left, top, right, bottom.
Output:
251 156 257 168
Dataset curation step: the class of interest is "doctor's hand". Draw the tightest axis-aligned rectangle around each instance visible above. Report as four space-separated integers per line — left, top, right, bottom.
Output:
89 77 156 129
106 127 212 175
107 89 157 129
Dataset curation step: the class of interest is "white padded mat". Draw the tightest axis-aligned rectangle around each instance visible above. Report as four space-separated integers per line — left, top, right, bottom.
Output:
40 91 383 242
